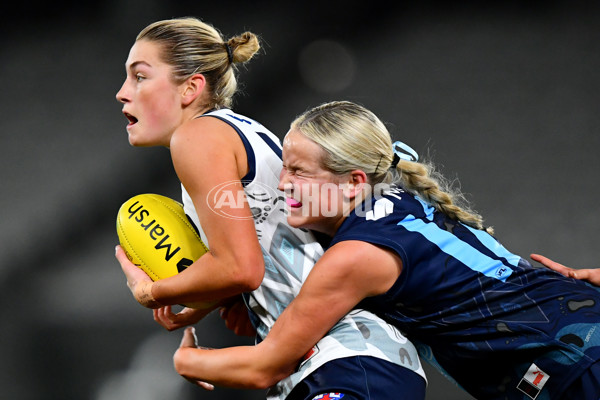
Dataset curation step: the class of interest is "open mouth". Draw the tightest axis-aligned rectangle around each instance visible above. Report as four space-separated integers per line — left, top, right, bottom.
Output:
286 197 302 208
124 112 138 126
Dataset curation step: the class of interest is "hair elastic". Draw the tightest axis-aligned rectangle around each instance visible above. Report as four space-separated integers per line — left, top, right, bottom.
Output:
225 43 233 64
390 140 418 169
375 156 384 174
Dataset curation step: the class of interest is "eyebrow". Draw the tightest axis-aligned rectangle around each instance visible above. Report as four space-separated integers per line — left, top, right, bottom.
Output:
127 60 152 71
285 160 308 172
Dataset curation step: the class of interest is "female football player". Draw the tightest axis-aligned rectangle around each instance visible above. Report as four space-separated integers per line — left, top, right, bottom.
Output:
115 19 426 400
172 100 600 400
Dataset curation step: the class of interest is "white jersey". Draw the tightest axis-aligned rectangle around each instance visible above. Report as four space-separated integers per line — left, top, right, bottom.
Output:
182 109 425 399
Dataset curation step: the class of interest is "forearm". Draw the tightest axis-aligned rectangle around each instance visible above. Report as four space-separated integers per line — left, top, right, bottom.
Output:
174 343 295 389
171 246 374 389
172 299 352 390
152 250 263 306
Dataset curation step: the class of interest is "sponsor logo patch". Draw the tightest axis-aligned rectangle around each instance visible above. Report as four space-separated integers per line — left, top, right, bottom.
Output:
517 363 550 399
311 393 345 400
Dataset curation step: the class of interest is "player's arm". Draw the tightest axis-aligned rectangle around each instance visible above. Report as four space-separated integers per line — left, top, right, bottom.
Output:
154 117 264 306
173 240 402 388
531 253 600 286
119 116 264 309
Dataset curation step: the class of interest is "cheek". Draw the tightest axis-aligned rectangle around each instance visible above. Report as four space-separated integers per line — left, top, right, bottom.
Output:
297 183 331 211
139 82 178 123
322 186 341 209
297 182 318 202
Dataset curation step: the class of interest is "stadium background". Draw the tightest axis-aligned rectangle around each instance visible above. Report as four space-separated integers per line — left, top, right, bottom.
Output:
0 1 598 399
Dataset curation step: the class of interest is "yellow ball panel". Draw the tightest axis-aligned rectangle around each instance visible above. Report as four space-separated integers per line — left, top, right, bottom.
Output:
116 193 208 281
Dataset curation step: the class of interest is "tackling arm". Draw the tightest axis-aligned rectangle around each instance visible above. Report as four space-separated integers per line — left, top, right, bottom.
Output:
171 240 402 388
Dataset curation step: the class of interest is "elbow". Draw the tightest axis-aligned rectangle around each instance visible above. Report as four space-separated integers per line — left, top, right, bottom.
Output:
232 345 294 390
245 256 265 291
248 353 298 389
251 376 278 390
248 369 287 390
231 253 264 292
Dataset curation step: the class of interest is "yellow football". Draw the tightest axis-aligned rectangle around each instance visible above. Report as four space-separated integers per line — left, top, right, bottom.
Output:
116 193 214 308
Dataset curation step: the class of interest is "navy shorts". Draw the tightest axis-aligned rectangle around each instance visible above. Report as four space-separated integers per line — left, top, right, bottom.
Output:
286 356 426 400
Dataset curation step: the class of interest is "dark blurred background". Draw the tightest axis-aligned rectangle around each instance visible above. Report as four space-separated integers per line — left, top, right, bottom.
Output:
1 1 598 399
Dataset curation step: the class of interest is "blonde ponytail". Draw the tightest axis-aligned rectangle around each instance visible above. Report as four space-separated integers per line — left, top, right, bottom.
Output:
395 159 493 234
227 32 260 64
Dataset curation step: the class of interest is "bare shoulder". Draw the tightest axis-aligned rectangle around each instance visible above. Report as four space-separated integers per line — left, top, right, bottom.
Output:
171 115 241 150
170 115 248 182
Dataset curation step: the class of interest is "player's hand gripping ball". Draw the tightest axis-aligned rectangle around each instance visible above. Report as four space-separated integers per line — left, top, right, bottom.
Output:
116 194 214 309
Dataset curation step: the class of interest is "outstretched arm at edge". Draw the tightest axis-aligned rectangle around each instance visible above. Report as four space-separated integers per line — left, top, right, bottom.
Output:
531 253 600 286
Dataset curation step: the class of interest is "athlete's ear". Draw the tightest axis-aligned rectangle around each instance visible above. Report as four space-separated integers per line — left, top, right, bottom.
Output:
343 169 368 200
181 73 206 106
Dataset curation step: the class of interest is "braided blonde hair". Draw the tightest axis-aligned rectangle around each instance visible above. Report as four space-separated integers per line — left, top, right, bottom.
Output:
137 17 260 110
291 101 493 234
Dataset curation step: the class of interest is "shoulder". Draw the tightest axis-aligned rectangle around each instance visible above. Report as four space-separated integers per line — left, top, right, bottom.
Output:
334 195 406 241
170 114 245 159
345 189 430 230
169 113 250 184
331 194 418 271
171 117 235 144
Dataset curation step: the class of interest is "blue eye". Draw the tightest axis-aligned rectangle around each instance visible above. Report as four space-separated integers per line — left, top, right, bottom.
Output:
135 74 145 82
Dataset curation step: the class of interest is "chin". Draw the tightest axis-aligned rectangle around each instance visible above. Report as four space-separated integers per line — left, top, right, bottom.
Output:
286 215 322 233
128 138 146 147
127 130 141 146
128 132 153 147
286 215 304 228
286 213 315 229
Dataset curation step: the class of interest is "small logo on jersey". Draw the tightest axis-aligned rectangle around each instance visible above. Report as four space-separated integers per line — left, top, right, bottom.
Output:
366 198 394 221
517 363 549 399
495 266 509 278
311 393 344 400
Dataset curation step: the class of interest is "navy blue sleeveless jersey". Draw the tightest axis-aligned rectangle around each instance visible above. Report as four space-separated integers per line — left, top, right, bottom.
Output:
329 186 600 400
